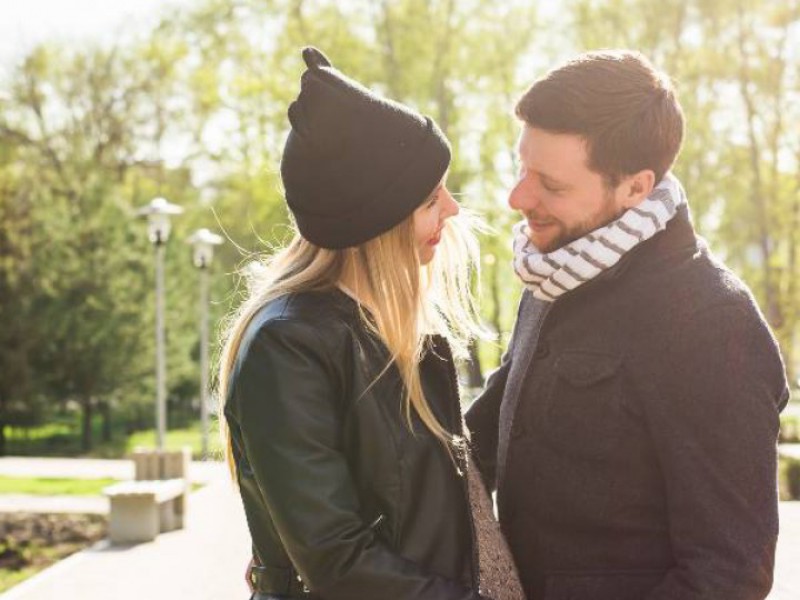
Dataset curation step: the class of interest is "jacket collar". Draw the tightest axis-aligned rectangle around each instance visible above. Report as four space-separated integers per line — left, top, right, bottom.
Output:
572 203 701 289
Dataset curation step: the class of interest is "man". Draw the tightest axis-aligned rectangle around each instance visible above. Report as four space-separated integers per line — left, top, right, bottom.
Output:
466 50 790 600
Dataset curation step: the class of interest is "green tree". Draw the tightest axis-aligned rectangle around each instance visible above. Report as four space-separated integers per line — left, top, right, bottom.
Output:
0 40 203 451
0 132 42 454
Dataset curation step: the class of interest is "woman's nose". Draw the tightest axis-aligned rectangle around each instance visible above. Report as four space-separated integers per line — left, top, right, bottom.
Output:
442 187 459 218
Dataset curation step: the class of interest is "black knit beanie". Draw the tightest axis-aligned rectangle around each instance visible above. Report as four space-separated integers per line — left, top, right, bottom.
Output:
280 47 451 250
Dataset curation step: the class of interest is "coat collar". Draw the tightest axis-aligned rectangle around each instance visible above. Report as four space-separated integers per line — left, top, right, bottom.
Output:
594 204 700 284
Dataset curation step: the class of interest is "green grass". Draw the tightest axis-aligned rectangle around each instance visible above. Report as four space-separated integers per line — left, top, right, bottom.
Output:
7 421 74 441
0 565 45 594
6 419 223 460
0 476 120 496
124 425 223 459
0 476 204 497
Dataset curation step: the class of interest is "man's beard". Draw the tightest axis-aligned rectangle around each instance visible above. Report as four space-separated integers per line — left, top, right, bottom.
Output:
530 189 623 253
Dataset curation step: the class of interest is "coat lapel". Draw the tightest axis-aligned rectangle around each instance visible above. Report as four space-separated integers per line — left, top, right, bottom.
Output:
497 291 550 491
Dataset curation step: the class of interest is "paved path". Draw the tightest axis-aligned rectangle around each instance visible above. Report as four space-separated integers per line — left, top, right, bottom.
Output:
769 501 800 600
1 462 251 600
780 444 800 459
783 404 800 417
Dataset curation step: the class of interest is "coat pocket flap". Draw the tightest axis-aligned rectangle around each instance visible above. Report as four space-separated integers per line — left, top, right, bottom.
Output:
553 351 621 387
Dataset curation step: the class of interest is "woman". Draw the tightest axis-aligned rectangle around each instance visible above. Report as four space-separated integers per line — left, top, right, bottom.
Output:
218 47 522 600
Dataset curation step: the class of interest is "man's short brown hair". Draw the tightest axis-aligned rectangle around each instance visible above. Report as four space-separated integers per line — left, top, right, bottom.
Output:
515 50 684 186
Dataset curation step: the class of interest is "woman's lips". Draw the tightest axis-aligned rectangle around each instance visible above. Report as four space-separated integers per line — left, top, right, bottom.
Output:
428 228 443 246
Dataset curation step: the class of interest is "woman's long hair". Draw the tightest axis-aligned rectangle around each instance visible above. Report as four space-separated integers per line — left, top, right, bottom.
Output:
217 205 487 482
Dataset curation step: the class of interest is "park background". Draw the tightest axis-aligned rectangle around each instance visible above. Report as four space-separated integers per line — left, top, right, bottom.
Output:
0 0 799 596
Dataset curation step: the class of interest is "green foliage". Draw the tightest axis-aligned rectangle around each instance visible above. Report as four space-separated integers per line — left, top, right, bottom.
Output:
125 423 223 460
779 453 800 500
0 0 799 449
7 417 220 461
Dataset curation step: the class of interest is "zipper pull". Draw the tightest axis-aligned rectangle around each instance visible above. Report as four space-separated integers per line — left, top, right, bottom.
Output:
369 513 386 529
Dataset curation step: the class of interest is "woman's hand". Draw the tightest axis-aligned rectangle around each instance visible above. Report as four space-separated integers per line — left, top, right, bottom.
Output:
245 557 255 594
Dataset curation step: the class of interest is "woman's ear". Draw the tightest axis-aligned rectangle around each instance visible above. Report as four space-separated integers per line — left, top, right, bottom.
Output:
621 169 656 209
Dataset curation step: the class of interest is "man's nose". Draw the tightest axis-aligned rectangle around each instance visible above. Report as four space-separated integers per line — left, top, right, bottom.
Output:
509 176 535 211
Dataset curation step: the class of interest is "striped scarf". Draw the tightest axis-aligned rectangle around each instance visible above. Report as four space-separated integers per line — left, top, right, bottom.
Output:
512 173 686 302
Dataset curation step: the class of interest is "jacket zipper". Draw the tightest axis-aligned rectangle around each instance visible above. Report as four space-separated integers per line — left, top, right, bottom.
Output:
369 513 386 529
461 450 481 593
439 339 481 593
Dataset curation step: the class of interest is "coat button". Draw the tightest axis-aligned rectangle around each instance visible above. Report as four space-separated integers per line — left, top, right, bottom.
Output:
511 423 524 439
534 341 549 359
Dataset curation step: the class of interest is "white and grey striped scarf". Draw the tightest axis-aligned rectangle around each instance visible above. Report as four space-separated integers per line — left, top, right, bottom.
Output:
512 173 687 302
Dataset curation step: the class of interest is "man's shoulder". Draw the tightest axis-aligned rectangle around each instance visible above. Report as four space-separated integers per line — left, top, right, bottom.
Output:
675 244 761 318
594 240 777 368
645 246 782 365
627 234 759 318
629 245 788 408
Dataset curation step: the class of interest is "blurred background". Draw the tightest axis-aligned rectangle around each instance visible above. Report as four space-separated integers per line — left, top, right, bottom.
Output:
0 0 799 595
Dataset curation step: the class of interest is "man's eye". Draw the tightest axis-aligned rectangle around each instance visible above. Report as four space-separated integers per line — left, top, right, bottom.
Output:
542 181 563 193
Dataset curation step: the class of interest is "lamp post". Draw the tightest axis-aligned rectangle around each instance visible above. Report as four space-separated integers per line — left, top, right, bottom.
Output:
137 197 183 450
187 228 223 458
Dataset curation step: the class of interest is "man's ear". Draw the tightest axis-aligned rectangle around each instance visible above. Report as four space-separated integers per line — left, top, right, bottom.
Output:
620 169 656 209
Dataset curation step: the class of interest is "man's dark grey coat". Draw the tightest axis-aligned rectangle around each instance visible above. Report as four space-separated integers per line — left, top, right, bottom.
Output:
466 206 790 600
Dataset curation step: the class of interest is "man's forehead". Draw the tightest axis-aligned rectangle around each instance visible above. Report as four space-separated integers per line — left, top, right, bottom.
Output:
518 127 589 178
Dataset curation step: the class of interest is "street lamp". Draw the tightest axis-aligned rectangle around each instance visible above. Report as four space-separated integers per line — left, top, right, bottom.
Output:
137 197 183 450
187 228 223 458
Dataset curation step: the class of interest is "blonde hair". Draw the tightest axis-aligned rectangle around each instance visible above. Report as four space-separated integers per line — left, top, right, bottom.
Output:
217 208 486 482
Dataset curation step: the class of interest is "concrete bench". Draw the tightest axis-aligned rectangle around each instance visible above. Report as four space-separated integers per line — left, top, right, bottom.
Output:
104 478 185 544
132 447 191 522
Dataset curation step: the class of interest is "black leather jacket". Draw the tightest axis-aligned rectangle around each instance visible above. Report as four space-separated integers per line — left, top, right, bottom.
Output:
225 289 484 599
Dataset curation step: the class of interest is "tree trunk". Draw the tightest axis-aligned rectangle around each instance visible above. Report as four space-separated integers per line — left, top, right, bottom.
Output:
81 398 93 453
788 157 800 383
290 0 310 41
377 0 402 99
465 340 484 389
735 7 782 330
489 261 503 366
0 392 5 456
100 401 112 443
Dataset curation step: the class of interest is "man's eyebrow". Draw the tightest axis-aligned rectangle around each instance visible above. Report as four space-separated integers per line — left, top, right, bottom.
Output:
516 143 569 187
525 168 569 188
539 172 568 186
